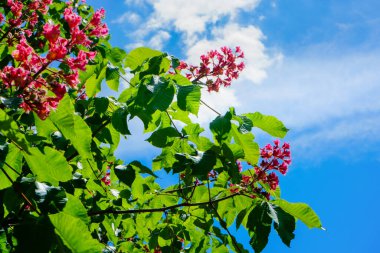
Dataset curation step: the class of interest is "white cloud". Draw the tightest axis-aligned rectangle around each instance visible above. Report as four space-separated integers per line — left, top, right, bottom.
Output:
124 0 147 5
148 0 260 36
222 48 380 157
147 30 171 50
112 12 141 25
235 50 380 128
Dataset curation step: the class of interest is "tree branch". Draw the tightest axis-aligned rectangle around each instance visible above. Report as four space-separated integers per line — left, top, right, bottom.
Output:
88 192 240 216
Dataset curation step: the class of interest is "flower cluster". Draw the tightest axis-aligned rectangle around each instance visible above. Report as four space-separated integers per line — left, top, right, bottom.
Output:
229 140 291 200
178 46 245 92
101 167 112 186
0 1 109 119
258 140 291 176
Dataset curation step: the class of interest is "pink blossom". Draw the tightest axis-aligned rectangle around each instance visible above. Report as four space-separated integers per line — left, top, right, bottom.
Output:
89 23 109 37
7 0 23 18
43 23 61 43
47 38 68 60
64 72 80 88
63 7 82 29
12 38 33 63
66 50 90 71
267 172 279 190
0 66 30 88
177 46 245 92
90 8 105 27
70 27 91 46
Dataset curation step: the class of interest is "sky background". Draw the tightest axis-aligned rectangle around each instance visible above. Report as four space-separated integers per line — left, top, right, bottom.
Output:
88 0 380 252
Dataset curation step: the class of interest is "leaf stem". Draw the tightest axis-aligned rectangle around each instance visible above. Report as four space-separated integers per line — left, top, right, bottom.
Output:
165 110 182 137
200 99 221 116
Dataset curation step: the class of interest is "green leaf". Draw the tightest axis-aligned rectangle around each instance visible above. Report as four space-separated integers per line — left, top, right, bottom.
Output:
233 115 253 134
141 55 171 76
183 123 204 137
73 115 93 159
125 47 163 71
247 203 272 253
147 127 180 148
114 164 136 187
0 109 29 152
152 148 177 171
23 147 72 185
231 125 260 165
106 65 120 91
63 194 90 225
273 199 322 229
118 86 138 103
190 150 217 179
49 213 103 253
112 108 130 135
0 96 22 109
244 112 289 138
129 161 157 178
170 74 192 86
0 143 23 190
236 208 248 230
210 112 232 144
131 174 144 200
168 102 192 124
108 47 127 67
34 113 57 140
13 217 55 252
85 64 107 97
148 78 175 111
49 95 93 159
274 207 296 247
107 124 121 153
34 182 67 213
93 97 110 114
177 85 201 115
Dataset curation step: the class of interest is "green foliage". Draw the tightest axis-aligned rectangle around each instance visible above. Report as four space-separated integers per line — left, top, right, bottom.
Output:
273 200 323 229
0 1 322 252
244 112 289 138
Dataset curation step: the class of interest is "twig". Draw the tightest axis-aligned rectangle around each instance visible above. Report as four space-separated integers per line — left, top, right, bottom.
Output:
9 139 25 152
0 166 40 215
211 203 242 253
91 118 111 138
208 180 242 252
3 161 21 176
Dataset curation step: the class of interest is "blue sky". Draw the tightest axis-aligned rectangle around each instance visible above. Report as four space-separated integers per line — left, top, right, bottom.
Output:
88 0 380 252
